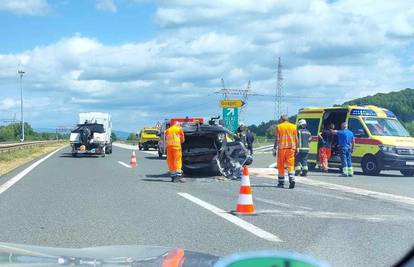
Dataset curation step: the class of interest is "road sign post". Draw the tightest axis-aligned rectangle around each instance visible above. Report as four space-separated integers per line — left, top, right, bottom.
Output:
223 107 239 133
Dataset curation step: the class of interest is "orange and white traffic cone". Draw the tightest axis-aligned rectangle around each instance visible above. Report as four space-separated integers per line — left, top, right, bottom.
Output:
234 165 256 215
130 150 138 167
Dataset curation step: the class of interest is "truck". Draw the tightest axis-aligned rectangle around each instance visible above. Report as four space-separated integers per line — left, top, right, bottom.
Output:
138 127 160 151
69 112 113 157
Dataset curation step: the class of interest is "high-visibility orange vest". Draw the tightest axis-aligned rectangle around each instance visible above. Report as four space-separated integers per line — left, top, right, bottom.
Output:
276 121 297 149
165 124 185 148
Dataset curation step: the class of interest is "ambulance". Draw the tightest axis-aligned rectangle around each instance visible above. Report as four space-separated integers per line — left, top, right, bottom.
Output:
296 105 414 176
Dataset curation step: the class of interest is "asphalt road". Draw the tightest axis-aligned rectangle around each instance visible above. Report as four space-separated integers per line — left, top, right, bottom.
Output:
0 144 413 267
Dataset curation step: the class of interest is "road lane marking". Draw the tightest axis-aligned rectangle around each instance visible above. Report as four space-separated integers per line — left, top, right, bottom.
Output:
178 192 282 242
112 142 138 150
268 163 276 168
0 146 65 195
141 150 158 155
256 209 405 222
112 143 159 156
295 188 354 201
250 168 414 207
254 197 313 210
117 161 131 168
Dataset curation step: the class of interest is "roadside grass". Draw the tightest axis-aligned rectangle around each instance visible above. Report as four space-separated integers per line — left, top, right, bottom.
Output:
0 141 67 176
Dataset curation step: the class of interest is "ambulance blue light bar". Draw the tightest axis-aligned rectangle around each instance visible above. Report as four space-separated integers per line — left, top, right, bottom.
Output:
350 109 377 116
383 109 396 118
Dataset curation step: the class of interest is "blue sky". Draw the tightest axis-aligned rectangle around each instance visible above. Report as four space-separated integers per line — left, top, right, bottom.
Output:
0 0 413 132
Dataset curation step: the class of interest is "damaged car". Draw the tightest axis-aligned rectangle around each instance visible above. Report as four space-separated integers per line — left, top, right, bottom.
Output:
181 118 253 178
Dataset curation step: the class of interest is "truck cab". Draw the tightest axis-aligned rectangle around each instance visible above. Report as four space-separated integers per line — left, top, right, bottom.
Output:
297 105 414 176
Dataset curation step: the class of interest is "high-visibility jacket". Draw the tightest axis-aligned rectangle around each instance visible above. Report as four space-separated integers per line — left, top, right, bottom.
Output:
276 121 298 149
298 128 312 151
165 124 185 148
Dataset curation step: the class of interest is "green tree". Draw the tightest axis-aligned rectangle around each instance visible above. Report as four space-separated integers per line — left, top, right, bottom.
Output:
111 132 117 141
127 133 136 141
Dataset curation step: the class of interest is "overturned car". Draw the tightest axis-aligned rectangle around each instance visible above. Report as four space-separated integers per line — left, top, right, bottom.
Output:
181 119 252 178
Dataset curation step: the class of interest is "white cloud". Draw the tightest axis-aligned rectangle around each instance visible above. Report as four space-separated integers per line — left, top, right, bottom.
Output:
1 0 414 131
0 98 19 110
96 0 117 13
0 0 50 15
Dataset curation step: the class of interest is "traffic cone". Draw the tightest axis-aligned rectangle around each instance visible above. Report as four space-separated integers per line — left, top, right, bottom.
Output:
234 166 256 215
130 150 138 167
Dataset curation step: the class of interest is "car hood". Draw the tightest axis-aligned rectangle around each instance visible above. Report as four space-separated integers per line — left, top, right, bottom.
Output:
0 242 218 266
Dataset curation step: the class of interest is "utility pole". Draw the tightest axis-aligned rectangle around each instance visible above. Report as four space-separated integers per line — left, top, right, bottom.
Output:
18 69 25 142
274 57 283 121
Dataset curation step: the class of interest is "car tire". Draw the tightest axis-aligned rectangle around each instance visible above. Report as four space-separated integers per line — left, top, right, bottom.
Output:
158 149 163 158
144 145 149 151
72 152 77 157
361 155 381 175
400 169 414 177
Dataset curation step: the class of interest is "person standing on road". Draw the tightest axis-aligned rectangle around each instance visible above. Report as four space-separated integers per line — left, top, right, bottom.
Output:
273 114 298 189
165 121 185 182
246 129 255 155
295 119 312 177
318 123 335 172
237 123 247 145
332 122 355 177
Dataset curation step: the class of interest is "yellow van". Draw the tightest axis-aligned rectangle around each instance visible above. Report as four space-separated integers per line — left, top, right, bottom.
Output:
138 127 160 151
296 105 414 176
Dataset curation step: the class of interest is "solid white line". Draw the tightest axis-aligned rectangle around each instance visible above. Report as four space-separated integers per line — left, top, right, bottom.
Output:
250 168 414 207
117 161 131 168
297 177 414 206
112 142 138 150
0 146 66 195
257 209 403 222
141 150 158 155
178 192 282 242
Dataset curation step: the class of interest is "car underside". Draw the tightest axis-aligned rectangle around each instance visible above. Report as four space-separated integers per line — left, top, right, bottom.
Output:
181 123 252 178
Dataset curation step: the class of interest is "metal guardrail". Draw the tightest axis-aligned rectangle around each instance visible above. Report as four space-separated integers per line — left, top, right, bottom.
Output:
0 140 61 154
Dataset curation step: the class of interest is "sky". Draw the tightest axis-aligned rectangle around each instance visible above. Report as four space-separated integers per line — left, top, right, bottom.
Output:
0 0 413 132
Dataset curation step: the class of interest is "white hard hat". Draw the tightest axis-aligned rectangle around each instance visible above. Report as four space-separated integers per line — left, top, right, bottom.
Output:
298 119 307 126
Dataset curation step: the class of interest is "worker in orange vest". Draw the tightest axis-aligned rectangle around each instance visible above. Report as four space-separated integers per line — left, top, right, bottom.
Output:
273 114 298 189
165 121 186 182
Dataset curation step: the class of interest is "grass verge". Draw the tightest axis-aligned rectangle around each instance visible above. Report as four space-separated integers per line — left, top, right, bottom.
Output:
0 141 67 176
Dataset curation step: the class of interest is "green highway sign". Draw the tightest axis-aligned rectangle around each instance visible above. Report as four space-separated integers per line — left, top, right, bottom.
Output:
223 107 239 133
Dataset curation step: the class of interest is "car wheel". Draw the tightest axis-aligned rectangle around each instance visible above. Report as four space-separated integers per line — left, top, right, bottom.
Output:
361 155 381 175
72 152 77 157
144 145 149 151
400 169 414 177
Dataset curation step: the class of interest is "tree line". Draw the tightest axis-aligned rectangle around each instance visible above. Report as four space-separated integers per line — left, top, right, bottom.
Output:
249 88 414 137
0 123 67 142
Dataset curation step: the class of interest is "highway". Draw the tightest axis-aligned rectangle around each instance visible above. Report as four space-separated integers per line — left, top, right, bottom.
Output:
0 144 413 267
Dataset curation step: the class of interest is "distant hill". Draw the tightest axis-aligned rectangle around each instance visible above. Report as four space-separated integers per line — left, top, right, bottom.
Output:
344 88 414 123
249 88 414 136
113 130 129 140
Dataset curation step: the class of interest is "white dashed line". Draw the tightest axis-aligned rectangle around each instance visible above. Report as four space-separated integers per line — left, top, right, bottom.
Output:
117 161 131 168
0 146 66 195
178 192 282 242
